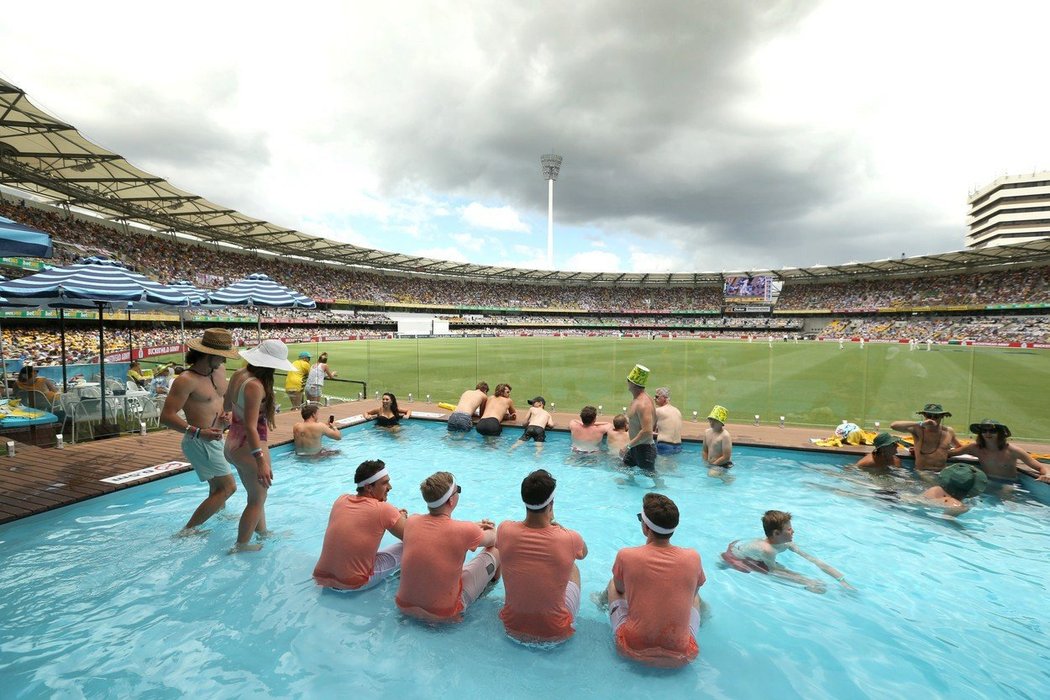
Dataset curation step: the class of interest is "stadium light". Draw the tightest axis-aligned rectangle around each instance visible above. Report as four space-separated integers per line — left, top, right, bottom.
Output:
541 153 562 268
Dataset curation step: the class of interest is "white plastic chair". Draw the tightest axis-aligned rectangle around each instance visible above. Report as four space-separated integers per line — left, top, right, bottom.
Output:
70 397 104 443
126 380 140 393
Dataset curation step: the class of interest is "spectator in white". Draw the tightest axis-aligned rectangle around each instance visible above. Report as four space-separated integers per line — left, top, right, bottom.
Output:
305 351 337 403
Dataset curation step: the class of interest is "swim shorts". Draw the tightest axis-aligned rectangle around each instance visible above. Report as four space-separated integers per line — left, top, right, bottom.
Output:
623 443 657 471
325 542 404 592
447 411 473 432
720 541 769 573
656 442 682 455
460 550 499 609
476 417 503 436
182 433 232 482
519 425 546 442
609 598 699 640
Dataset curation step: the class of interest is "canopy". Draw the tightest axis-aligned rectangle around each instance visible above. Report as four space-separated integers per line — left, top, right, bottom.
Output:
209 273 315 308
0 215 53 258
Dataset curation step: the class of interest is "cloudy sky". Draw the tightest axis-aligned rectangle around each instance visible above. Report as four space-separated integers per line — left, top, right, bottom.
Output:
2 1 1049 274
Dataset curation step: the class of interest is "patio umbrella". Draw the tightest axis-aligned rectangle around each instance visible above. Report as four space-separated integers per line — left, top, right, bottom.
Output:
208 273 315 341
0 257 189 436
0 215 53 258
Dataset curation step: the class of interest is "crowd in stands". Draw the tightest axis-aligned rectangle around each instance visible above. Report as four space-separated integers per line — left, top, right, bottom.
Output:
450 315 803 329
819 315 1050 344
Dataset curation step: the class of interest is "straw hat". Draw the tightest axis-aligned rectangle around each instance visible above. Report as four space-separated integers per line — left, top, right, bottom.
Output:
239 339 295 371
185 328 240 359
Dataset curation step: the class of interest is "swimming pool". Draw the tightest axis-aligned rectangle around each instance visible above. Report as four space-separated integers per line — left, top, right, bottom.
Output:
1 420 1048 698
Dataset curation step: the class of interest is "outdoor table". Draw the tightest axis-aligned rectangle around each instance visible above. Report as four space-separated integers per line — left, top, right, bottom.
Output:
0 400 59 446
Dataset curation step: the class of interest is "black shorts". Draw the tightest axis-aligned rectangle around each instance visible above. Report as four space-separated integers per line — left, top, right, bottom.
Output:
476 417 503 436
623 443 657 471
519 425 546 442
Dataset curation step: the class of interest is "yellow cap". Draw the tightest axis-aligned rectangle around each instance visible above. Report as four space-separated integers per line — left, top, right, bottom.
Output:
626 364 650 387
707 405 728 424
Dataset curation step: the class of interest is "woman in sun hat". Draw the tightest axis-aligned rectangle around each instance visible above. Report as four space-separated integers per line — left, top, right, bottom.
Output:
947 419 1050 484
224 339 294 552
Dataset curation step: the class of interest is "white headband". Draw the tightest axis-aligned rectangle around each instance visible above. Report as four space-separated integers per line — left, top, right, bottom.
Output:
524 487 556 511
426 477 457 509
356 467 389 489
640 510 676 535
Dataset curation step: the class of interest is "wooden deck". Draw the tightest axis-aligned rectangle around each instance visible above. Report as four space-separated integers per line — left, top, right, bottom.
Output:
2 401 1048 525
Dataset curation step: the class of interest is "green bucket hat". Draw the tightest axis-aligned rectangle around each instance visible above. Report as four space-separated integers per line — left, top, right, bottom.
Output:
968 418 1011 438
872 432 903 450
937 463 988 500
916 403 952 417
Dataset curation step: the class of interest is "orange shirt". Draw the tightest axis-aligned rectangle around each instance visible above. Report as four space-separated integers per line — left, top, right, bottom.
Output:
312 495 402 590
395 514 484 622
612 543 706 667
497 521 586 642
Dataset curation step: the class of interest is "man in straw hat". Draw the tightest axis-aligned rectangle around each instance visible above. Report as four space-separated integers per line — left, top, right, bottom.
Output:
161 328 241 534
621 364 657 472
891 403 961 471
948 419 1050 483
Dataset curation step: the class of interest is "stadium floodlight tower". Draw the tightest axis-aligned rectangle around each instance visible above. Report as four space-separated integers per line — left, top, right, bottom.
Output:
541 152 563 268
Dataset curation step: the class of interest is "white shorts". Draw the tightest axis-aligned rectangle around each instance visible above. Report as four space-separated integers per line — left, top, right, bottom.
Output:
563 580 581 623
609 598 699 640
333 543 403 593
460 550 499 609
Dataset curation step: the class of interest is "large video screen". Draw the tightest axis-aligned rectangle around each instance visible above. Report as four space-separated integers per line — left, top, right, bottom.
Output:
723 275 771 299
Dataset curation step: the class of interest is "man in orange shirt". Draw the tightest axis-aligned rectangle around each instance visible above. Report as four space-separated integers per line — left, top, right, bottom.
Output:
497 470 587 643
312 460 408 591
605 493 705 667
395 471 500 622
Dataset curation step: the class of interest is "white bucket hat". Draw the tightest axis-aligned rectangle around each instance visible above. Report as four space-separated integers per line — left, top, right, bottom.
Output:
239 339 295 371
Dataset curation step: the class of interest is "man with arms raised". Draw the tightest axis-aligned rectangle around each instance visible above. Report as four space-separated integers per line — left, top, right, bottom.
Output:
891 403 960 471
476 383 517 437
396 471 500 622
313 459 408 590
292 404 342 457
653 387 683 455
497 470 587 643
605 493 705 668
447 381 489 432
161 328 240 534
621 364 656 472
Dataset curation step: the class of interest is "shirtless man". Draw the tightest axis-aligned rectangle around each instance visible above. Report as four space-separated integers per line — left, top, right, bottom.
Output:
855 432 902 471
293 404 343 457
703 405 733 477
653 387 683 455
606 415 630 454
447 382 489 432
160 328 240 533
891 403 960 471
920 463 988 516
510 396 553 452
476 383 516 437
569 406 611 453
948 419 1050 483
621 365 656 472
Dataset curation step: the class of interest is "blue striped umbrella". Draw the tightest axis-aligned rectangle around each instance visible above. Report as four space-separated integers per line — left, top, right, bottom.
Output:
208 273 315 308
0 215 53 258
169 280 210 305
0 257 190 433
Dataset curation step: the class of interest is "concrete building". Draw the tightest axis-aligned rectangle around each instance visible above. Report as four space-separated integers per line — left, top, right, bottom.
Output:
967 172 1050 248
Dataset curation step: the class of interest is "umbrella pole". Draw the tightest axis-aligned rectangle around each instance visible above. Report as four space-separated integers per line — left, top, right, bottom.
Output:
96 301 114 438
127 308 133 359
257 310 262 343
59 308 68 389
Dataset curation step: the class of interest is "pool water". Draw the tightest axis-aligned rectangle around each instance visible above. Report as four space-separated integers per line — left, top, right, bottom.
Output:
1 420 1048 699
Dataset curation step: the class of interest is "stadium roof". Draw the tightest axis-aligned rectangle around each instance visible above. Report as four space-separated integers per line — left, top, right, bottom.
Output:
3 77 1050 286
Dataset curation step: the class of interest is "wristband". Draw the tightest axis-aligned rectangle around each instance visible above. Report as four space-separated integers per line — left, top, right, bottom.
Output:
251 448 263 457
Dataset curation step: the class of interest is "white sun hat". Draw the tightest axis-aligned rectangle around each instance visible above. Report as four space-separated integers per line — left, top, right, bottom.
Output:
239 339 295 371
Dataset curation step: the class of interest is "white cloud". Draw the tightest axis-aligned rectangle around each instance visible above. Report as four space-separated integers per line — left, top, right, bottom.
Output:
450 233 487 252
628 247 678 273
566 250 622 272
461 203 530 233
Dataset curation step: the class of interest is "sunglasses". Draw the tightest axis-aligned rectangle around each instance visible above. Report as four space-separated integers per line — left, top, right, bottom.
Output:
636 512 643 523
980 428 999 434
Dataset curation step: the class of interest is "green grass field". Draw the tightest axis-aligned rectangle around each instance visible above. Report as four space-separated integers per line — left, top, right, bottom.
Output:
153 337 1050 440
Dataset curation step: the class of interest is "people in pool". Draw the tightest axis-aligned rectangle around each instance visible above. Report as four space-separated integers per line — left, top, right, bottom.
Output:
891 403 960 471
568 405 611 453
395 471 500 623
606 414 630 454
948 419 1050 483
722 510 852 593
293 404 342 457
920 463 988 516
603 493 705 668
855 432 903 470
653 387 683 454
497 469 587 643
703 405 733 477
366 392 410 429
621 364 657 472
447 381 489 433
313 459 408 591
